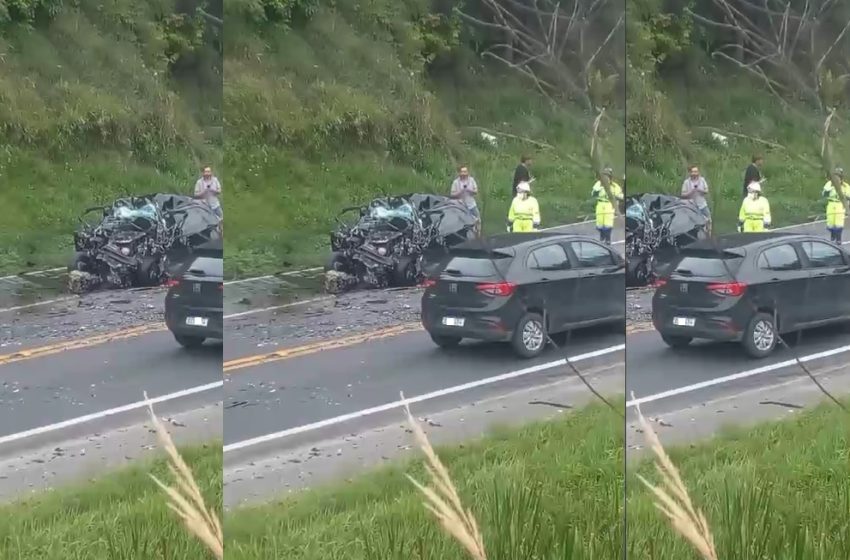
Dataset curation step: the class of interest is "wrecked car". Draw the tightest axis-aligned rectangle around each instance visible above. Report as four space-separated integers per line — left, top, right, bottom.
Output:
625 193 708 287
324 193 477 293
69 194 221 292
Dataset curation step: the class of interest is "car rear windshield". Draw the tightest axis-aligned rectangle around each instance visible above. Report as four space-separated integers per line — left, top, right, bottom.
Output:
671 251 743 279
442 253 512 278
187 256 223 278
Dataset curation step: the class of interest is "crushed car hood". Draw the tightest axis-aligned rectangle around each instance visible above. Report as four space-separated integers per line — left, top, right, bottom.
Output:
626 193 708 240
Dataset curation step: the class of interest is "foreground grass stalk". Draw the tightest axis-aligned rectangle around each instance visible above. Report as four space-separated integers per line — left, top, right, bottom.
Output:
632 394 718 560
144 392 224 559
402 394 488 560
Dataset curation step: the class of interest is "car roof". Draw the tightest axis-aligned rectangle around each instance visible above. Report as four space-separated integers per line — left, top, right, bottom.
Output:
684 232 811 251
454 232 595 251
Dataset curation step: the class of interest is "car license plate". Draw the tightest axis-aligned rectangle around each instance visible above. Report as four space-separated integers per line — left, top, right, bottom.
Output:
673 317 695 327
442 317 465 327
186 316 209 327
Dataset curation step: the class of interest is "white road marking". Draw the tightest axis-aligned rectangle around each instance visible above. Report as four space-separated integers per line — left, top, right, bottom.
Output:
626 344 850 408
224 296 334 319
0 296 79 314
0 381 223 448
223 343 625 453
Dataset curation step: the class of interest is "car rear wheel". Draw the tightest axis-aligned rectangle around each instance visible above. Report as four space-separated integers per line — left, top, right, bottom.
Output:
325 252 348 272
660 334 692 349
69 251 88 272
742 312 777 358
430 333 462 349
511 313 547 358
174 333 205 349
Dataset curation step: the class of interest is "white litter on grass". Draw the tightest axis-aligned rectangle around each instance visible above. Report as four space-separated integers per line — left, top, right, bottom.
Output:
480 131 498 146
710 132 728 147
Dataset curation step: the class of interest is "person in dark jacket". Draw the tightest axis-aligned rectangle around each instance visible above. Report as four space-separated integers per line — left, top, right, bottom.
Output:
742 155 763 199
512 155 533 197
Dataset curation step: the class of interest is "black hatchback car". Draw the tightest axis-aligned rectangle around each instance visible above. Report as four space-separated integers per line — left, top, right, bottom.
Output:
652 232 850 358
164 240 223 348
421 233 625 358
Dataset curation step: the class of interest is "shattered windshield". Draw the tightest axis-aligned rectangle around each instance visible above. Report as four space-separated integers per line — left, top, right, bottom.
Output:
112 202 158 222
364 201 415 222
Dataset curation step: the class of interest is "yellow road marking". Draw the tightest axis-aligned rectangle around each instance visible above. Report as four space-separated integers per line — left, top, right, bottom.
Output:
0 323 167 366
627 322 655 335
224 322 423 373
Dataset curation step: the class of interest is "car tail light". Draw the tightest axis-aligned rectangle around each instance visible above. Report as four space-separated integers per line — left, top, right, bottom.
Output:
218 283 224 291
476 281 516 297
421 278 437 288
652 278 667 288
707 281 747 297
164 279 180 288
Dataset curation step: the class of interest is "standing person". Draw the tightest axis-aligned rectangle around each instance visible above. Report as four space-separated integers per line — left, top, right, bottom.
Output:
681 164 711 234
591 167 623 245
194 166 222 218
737 182 771 232
512 155 533 197
450 165 480 236
507 181 540 232
823 167 850 243
742 154 763 199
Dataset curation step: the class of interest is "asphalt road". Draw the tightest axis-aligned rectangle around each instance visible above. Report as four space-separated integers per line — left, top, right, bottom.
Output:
0 272 223 496
223 219 627 471
626 219 850 418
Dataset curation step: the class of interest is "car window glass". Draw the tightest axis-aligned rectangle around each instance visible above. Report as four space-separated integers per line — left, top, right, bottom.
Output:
527 244 569 270
757 244 801 271
571 241 614 268
188 256 223 277
801 241 845 268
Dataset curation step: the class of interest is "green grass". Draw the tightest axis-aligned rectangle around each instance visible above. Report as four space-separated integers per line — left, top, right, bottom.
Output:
628 400 850 558
225 399 624 560
0 442 222 560
0 0 217 275
223 3 624 278
627 77 850 234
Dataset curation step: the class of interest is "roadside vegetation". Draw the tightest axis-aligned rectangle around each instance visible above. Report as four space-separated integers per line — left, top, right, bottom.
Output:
224 0 625 278
0 441 222 559
0 0 221 274
627 0 850 233
225 399 624 559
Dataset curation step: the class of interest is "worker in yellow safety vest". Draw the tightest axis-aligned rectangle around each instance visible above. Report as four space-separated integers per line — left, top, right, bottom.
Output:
823 167 850 243
591 167 623 245
737 182 771 232
507 181 540 232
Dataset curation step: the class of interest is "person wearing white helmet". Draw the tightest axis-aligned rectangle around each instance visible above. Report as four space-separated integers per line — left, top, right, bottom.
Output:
507 181 540 232
737 181 771 232
591 166 623 245
822 167 850 243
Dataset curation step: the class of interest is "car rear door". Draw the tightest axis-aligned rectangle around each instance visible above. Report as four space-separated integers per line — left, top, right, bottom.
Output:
524 243 575 331
566 240 624 322
752 243 809 330
799 239 850 322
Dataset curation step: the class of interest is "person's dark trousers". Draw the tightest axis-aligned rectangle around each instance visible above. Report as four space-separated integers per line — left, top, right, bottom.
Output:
829 228 843 243
598 228 612 245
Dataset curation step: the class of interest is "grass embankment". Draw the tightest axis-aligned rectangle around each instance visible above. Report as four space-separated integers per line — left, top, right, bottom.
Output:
0 0 219 274
0 442 222 559
626 78 850 234
629 399 850 558
224 1 624 278
226 399 624 559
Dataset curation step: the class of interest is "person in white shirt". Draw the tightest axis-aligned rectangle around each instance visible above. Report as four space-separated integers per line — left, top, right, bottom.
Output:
194 166 222 218
681 164 710 233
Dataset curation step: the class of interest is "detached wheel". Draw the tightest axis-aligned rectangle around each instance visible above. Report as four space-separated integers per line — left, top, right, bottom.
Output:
511 312 547 358
742 312 777 359
174 333 205 348
660 334 692 349
136 257 162 287
430 333 462 349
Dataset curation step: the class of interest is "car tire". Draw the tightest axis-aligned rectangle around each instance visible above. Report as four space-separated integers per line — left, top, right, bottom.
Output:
136 257 162 287
174 333 205 348
660 334 692 349
742 312 777 358
511 312 548 359
430 333 462 349
325 252 347 272
69 251 88 272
